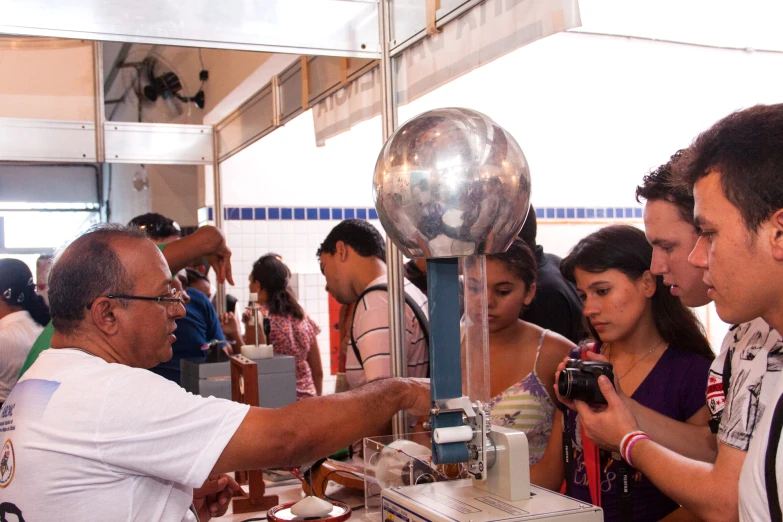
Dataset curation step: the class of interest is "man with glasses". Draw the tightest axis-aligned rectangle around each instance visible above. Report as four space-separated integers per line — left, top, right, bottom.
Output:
1 224 430 521
17 217 235 377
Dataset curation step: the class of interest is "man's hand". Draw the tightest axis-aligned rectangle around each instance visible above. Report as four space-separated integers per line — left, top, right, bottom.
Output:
402 378 431 416
219 312 240 340
207 243 234 286
193 473 240 521
573 376 640 453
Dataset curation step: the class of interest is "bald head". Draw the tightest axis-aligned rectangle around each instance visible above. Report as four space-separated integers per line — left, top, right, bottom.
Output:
49 224 148 335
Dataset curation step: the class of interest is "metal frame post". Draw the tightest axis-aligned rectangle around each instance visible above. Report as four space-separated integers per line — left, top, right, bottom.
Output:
212 127 227 315
93 41 105 162
379 0 407 439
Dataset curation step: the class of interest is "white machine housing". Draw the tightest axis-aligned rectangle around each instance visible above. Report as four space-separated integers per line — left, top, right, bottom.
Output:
381 425 602 522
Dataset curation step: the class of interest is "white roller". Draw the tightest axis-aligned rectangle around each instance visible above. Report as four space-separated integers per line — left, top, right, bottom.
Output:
433 425 473 444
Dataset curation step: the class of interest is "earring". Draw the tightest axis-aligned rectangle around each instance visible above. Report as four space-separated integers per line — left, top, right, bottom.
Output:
2 289 10 300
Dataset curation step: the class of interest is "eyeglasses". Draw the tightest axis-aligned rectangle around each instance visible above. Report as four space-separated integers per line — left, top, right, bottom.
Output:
87 288 185 309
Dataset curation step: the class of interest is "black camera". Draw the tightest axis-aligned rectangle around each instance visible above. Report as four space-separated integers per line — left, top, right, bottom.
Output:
557 359 615 405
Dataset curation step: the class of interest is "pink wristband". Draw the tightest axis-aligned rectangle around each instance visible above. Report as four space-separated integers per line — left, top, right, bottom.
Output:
624 433 650 468
620 430 646 458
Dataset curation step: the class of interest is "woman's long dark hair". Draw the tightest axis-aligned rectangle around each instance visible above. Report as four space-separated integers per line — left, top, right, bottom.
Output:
0 258 51 326
250 254 304 320
560 225 713 359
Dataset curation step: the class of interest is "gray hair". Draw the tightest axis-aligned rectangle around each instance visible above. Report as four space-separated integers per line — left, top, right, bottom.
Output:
49 223 148 335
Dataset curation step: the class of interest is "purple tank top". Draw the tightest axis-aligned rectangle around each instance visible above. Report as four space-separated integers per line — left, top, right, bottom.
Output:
564 344 712 521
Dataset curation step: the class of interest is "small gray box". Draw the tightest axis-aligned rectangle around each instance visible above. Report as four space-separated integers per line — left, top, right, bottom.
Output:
181 355 296 407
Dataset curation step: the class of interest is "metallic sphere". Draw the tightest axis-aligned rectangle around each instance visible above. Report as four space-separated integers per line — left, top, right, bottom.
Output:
373 108 531 258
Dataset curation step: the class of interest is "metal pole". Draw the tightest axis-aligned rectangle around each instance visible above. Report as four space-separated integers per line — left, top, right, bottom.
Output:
92 41 105 162
378 0 406 439
212 128 227 315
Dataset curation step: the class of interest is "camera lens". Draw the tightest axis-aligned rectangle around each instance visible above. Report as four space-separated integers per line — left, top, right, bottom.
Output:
557 369 574 398
558 368 606 404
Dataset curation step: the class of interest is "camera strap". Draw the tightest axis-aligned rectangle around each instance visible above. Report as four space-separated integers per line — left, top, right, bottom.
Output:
349 284 430 377
764 392 783 522
559 344 633 520
561 407 574 497
617 459 633 522
579 345 603 508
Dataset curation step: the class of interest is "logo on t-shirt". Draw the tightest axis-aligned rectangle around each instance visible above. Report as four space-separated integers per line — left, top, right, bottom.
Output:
0 439 15 488
706 370 726 417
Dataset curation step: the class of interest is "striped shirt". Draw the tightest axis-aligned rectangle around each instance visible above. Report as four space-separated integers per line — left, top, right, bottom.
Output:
345 276 429 389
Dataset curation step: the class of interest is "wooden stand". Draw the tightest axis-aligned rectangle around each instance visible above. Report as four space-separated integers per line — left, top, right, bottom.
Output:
230 355 279 514
303 460 365 499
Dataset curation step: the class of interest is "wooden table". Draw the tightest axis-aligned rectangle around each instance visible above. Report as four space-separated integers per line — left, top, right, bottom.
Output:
217 479 375 522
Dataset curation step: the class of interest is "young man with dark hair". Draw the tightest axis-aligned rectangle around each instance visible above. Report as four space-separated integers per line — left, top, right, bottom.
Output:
635 151 712 309
1 224 430 520
673 104 783 521
555 137 783 522
516 205 584 344
317 219 429 389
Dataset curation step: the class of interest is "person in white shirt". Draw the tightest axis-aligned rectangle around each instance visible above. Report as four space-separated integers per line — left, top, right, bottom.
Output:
0 224 430 521
0 258 49 405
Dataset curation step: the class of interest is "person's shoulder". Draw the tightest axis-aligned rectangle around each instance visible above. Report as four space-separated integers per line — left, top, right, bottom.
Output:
403 277 428 305
542 252 562 264
106 361 192 394
186 287 209 303
537 329 575 370
540 328 575 355
722 317 777 348
185 288 213 313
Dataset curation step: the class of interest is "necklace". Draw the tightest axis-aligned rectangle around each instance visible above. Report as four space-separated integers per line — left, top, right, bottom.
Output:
603 339 666 380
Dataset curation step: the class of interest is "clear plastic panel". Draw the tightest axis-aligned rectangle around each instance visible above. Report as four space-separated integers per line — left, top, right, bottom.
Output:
460 255 490 403
363 434 464 516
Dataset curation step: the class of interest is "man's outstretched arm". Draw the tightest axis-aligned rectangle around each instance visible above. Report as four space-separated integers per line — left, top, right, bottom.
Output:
213 377 430 474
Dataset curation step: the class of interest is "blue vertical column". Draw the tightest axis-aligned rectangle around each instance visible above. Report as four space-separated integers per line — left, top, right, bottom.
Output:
427 258 469 464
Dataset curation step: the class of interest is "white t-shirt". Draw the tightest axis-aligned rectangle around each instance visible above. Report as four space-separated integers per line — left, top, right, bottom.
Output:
707 318 783 450
345 276 429 389
0 311 43 402
739 374 783 521
0 349 249 521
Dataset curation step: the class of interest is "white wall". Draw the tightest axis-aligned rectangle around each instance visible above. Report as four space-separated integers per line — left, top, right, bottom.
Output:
106 163 152 226
148 165 199 227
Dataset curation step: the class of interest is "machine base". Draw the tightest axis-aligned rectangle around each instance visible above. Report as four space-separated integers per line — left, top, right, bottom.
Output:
382 479 602 522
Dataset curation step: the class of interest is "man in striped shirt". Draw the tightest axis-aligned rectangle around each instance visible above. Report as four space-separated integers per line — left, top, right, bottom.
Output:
317 219 429 390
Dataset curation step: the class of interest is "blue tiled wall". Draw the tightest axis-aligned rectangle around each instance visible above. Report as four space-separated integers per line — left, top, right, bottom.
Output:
207 206 641 221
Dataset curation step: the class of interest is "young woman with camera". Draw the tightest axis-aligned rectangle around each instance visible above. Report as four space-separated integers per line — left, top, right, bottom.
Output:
530 225 713 521
470 239 575 464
